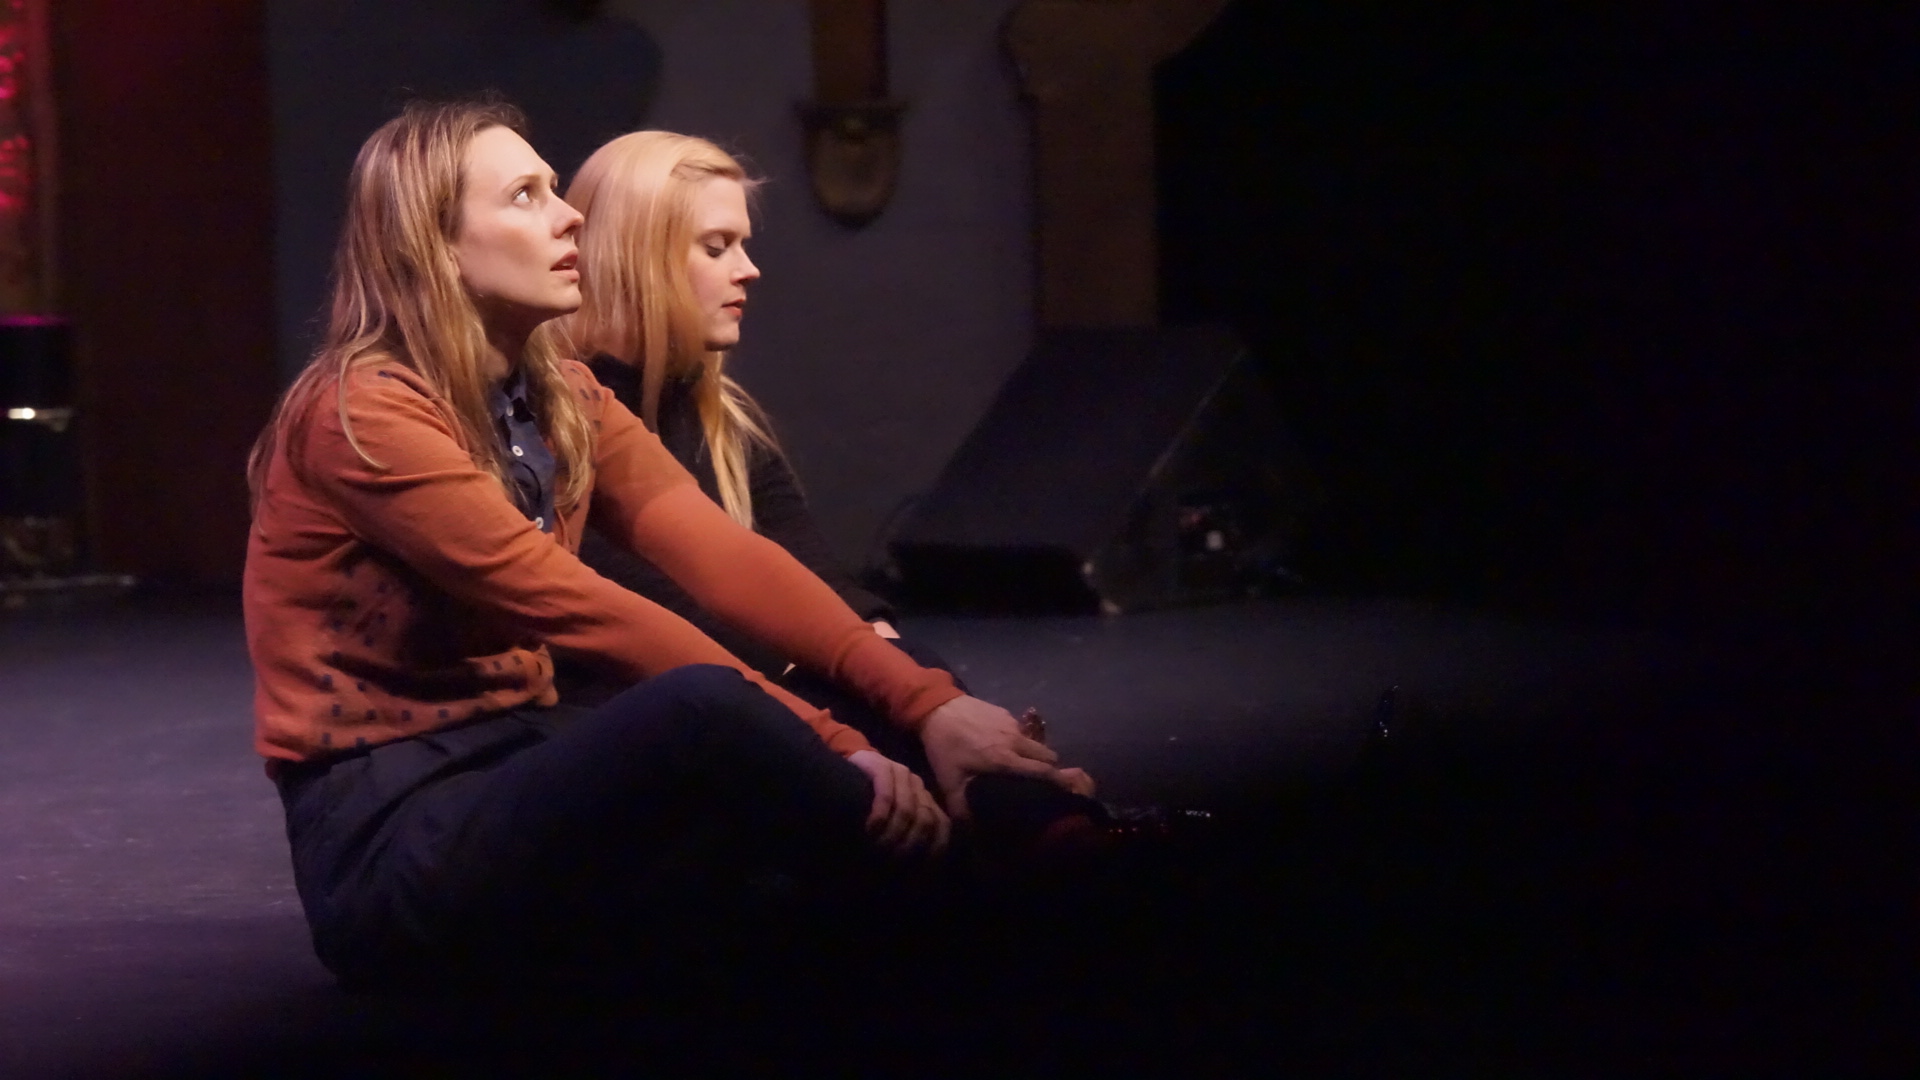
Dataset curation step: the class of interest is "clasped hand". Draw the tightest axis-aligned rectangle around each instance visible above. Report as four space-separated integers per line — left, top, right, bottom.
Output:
846 749 950 857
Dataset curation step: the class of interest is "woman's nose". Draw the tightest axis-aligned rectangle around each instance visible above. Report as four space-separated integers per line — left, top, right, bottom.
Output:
555 196 584 236
737 253 761 283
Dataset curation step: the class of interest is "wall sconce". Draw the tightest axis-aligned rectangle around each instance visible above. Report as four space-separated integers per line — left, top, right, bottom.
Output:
800 0 903 227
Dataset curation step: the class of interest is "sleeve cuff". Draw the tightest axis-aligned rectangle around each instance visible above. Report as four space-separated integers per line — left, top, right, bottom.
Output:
827 627 965 731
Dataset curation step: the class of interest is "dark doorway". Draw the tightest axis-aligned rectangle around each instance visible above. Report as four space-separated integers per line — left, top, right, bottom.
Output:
1158 1 1919 625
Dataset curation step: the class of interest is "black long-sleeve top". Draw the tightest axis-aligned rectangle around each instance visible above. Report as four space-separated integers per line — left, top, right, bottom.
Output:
571 354 892 680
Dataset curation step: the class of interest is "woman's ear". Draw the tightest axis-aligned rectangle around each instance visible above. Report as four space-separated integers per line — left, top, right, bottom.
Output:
441 244 469 292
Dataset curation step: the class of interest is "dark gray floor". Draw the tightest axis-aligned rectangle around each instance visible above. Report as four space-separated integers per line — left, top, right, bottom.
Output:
0 596 1904 1076
916 598 1681 803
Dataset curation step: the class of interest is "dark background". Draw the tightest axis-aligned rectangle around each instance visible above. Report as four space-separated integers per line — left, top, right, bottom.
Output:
51 0 277 583
45 0 1916 627
1162 0 1915 627
269 0 659 384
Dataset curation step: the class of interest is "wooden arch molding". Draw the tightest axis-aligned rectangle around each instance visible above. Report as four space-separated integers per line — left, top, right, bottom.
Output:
1007 0 1231 328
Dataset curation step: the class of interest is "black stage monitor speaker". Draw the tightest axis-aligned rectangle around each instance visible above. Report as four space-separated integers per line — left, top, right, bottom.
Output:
889 325 1308 614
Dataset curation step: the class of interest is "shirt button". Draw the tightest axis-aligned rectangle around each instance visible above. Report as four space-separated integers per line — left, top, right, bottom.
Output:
512 445 525 457
534 516 545 529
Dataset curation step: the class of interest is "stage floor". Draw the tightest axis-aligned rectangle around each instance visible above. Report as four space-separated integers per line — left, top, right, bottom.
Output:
0 595 1902 1076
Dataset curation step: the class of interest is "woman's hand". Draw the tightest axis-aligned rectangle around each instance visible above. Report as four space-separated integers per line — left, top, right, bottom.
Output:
918 695 1093 819
846 749 950 857
1055 767 1098 800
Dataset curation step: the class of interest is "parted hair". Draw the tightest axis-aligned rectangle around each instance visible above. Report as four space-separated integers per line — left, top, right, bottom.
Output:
249 99 596 512
556 130 773 528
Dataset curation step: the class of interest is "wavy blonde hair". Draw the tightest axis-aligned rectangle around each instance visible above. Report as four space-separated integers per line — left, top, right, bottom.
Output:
249 99 595 511
556 131 773 527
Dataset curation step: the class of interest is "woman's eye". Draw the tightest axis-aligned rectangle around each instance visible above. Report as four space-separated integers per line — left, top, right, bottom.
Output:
705 244 725 258
514 187 533 204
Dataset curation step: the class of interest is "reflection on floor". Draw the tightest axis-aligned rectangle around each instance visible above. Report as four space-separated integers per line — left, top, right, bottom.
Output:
0 595 1901 1076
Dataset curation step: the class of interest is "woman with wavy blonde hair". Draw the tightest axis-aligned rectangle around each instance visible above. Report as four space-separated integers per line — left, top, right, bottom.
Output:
242 101 1093 987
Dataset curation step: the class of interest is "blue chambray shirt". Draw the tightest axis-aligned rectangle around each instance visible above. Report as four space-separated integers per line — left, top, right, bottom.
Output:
489 368 558 533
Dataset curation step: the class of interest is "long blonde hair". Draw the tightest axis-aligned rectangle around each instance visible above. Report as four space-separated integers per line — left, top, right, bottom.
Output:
557 131 773 527
249 99 595 511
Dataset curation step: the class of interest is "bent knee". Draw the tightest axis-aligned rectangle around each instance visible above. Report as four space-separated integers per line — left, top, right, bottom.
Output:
624 664 785 733
600 664 830 764
644 663 753 703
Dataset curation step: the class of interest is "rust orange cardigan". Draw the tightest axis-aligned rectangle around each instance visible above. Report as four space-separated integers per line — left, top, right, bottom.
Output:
243 359 960 764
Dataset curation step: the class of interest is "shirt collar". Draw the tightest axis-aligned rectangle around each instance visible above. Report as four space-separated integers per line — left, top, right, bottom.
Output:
490 367 532 423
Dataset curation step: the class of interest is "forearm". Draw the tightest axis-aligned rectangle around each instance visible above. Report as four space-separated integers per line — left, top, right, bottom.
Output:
625 485 963 727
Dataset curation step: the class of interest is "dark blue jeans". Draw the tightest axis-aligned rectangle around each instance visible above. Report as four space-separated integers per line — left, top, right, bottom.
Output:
276 665 876 987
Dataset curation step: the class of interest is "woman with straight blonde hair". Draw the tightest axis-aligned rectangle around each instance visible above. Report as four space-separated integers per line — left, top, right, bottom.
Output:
555 130 897 681
244 100 1091 987
556 129 1107 858
558 131 771 528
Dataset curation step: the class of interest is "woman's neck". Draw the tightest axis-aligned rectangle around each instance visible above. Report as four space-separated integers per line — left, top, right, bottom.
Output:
479 324 531 385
